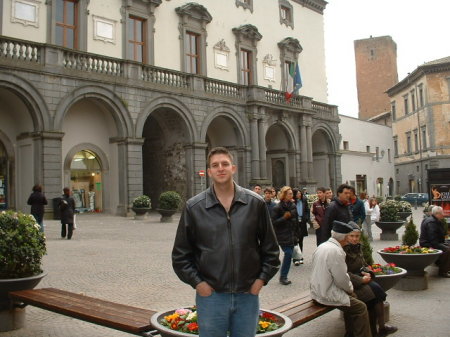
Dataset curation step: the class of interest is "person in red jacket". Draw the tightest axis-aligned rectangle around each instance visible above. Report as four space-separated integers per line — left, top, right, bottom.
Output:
311 187 330 246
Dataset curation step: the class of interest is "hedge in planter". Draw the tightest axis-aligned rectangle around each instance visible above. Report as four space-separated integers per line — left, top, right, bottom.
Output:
402 218 419 247
0 211 46 279
159 191 182 210
132 195 151 208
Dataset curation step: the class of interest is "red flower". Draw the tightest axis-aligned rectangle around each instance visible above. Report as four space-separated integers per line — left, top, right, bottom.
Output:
187 322 199 332
261 312 276 321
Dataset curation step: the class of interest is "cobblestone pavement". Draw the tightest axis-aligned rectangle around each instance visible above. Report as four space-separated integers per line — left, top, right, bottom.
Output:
2 207 449 337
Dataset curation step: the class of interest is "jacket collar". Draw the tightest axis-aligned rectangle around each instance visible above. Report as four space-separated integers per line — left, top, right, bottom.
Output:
328 237 345 250
205 182 248 209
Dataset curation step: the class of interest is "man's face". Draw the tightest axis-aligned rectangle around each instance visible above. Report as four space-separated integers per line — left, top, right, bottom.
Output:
207 154 236 185
349 190 356 200
347 231 361 245
317 190 324 200
264 191 272 201
271 189 276 198
254 185 262 195
326 190 333 200
339 188 351 203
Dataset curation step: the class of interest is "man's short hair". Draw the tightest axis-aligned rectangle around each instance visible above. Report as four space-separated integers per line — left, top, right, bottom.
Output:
336 184 352 195
253 184 262 189
207 147 234 167
264 187 273 193
432 206 443 216
317 187 327 193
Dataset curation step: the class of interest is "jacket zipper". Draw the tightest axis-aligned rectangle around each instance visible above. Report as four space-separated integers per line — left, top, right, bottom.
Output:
226 211 235 293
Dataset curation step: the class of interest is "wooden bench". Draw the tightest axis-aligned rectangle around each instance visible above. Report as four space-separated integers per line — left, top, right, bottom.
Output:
269 292 335 329
9 288 157 336
9 288 333 335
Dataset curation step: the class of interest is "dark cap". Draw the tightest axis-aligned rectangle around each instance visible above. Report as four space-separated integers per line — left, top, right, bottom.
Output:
332 220 354 234
348 221 361 231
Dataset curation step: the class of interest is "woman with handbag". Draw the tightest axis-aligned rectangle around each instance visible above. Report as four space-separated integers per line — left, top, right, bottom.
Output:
271 186 298 285
292 188 310 265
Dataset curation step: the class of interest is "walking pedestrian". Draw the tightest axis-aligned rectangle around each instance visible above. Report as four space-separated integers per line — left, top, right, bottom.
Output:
349 187 366 225
292 188 310 265
59 187 76 240
263 187 276 216
272 186 298 285
27 184 48 232
311 187 330 246
364 198 379 241
172 147 280 337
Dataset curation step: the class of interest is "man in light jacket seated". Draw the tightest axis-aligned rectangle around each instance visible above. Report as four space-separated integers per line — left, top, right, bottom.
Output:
310 220 372 337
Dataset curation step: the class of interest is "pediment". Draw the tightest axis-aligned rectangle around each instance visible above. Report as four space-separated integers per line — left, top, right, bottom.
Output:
232 24 262 42
175 2 213 23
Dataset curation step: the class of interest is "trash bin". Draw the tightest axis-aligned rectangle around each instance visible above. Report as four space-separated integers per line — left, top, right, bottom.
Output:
53 197 62 220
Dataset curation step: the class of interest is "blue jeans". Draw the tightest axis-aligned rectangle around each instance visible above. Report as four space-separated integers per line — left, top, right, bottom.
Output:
195 291 259 337
280 245 294 279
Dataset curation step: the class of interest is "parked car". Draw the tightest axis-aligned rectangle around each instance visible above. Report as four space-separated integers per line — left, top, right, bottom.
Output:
400 193 429 206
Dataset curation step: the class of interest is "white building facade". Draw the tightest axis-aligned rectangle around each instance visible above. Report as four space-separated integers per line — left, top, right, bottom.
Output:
0 0 340 215
339 115 396 197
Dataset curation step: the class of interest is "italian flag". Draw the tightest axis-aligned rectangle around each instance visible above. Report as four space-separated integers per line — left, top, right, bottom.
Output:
285 62 303 102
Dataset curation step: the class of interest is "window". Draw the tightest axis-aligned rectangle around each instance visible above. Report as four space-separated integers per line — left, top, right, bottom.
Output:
279 0 294 28
418 85 424 107
55 0 78 48
127 16 146 63
421 126 427 149
391 101 396 121
406 132 412 154
278 37 303 91
416 165 420 172
376 147 380 161
343 141 349 150
411 90 416 111
388 149 391 162
366 146 370 153
393 136 398 157
414 129 419 153
233 24 262 85
185 32 200 74
240 49 252 85
404 95 409 115
176 3 212 75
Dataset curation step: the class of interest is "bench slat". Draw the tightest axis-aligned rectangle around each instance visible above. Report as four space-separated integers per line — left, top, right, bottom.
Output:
9 288 155 335
289 306 335 328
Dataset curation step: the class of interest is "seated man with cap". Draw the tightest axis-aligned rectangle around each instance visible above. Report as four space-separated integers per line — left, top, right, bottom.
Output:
310 220 372 337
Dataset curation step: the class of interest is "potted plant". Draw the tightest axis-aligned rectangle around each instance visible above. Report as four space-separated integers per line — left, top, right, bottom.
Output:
157 191 182 222
150 307 293 337
375 200 405 240
0 211 47 331
368 263 407 292
397 201 412 221
131 195 151 220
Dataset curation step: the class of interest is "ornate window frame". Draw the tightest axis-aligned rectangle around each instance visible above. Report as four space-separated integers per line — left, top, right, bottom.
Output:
47 0 89 50
213 39 230 71
279 0 294 29
278 37 303 90
93 15 116 44
121 0 161 65
175 2 212 76
232 24 262 85
11 0 40 27
235 0 253 13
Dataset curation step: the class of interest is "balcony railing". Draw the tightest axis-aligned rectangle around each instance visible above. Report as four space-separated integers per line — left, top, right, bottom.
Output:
0 35 337 118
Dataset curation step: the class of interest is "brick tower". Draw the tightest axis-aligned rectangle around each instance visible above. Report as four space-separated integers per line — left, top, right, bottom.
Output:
354 36 398 120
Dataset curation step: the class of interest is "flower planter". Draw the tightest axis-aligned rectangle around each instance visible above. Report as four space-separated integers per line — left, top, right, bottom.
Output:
374 221 405 240
157 209 177 223
150 308 293 337
374 267 407 292
378 250 442 290
397 212 412 221
0 272 47 332
132 207 151 220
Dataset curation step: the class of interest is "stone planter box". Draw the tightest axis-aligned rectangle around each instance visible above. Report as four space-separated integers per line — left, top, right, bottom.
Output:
157 209 177 223
374 221 405 240
397 212 412 221
150 308 293 337
374 267 407 292
378 250 442 290
132 207 151 220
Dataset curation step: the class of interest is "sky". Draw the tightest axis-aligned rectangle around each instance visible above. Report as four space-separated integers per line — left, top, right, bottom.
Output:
324 0 450 117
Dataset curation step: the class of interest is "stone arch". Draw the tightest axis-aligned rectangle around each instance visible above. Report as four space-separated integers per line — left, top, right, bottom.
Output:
266 121 297 188
63 143 110 212
0 72 50 131
312 123 339 152
136 96 197 141
54 85 132 137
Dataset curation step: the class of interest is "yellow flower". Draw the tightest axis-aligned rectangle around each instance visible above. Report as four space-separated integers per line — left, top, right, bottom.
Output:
164 313 179 322
259 321 270 329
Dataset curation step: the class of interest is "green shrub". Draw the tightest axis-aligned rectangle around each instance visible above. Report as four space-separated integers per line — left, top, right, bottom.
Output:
379 200 402 222
159 191 182 210
376 196 384 204
398 201 412 212
357 219 374 265
132 195 151 208
0 211 46 278
402 218 419 247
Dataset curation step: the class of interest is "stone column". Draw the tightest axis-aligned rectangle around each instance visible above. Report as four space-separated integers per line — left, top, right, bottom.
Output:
258 109 268 181
306 125 313 179
191 142 209 195
300 124 308 180
249 111 260 181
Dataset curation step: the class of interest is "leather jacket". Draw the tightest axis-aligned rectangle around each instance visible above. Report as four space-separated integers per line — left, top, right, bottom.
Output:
172 184 280 293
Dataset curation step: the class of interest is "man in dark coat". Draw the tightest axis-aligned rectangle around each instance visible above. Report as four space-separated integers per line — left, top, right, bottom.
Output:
263 187 276 217
349 186 366 225
419 206 449 277
311 187 330 246
320 184 353 244
59 187 76 240
27 184 48 232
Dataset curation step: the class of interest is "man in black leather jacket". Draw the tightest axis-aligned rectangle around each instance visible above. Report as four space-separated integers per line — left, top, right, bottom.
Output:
172 147 280 337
